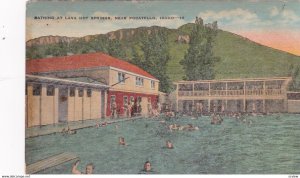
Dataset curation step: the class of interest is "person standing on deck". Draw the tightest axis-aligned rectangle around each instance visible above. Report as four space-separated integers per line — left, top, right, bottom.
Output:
199 102 203 115
124 101 129 118
111 100 117 119
157 102 161 114
148 101 153 117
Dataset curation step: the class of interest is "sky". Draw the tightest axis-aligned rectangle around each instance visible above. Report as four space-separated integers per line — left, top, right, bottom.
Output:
26 0 300 56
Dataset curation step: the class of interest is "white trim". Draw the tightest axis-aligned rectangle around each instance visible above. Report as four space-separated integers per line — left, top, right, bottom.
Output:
26 74 109 88
110 66 159 82
109 88 159 96
174 76 292 84
30 65 159 82
30 66 110 74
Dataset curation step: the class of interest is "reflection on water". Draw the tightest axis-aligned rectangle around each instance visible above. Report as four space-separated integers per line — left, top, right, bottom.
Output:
26 114 300 174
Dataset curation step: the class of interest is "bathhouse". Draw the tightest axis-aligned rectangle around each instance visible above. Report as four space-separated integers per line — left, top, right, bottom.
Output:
173 77 296 113
25 75 109 128
26 52 160 126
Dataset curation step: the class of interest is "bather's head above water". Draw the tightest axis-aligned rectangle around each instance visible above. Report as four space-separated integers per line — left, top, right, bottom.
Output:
144 161 151 172
85 163 95 174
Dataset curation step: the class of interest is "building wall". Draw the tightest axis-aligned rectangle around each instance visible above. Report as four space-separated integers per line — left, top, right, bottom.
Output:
83 88 91 120
288 100 300 113
74 89 83 121
67 88 102 122
68 89 76 122
91 89 102 119
106 90 158 117
109 69 159 95
26 84 59 127
35 67 159 95
26 81 105 127
27 85 40 127
41 86 55 125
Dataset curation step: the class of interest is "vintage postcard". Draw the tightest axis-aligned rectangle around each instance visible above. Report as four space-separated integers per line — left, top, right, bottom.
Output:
25 0 300 174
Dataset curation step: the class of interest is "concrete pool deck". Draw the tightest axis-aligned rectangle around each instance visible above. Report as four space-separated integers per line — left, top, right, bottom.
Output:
26 116 143 138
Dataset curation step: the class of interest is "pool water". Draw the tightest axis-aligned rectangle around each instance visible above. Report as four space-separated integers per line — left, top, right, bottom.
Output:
25 114 300 174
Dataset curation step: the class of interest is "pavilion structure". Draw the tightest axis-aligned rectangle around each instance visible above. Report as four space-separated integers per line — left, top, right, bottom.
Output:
174 77 292 113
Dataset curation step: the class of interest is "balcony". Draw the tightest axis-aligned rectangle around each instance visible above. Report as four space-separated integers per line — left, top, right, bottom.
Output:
178 89 284 97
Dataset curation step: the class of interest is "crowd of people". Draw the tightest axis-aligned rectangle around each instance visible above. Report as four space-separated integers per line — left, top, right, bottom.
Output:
68 100 265 174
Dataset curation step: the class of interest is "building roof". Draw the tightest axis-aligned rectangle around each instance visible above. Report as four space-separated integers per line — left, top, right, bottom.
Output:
64 77 106 85
26 75 109 89
26 52 158 80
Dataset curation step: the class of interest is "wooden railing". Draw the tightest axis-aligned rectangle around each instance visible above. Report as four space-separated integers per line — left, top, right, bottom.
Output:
178 89 284 97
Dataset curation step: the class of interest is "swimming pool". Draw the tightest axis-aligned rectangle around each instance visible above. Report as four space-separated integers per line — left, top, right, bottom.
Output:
25 114 300 174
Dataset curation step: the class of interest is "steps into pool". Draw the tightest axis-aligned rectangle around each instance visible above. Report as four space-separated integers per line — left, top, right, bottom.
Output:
26 152 78 174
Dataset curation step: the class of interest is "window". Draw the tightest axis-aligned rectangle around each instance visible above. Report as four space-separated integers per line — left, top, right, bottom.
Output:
78 88 83 97
69 87 75 97
137 96 142 103
118 72 125 83
110 95 116 108
123 96 128 106
151 81 155 89
47 85 55 96
87 89 92 97
130 96 134 103
136 77 144 86
33 84 41 96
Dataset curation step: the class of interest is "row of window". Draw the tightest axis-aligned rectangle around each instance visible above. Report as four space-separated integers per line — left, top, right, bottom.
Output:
27 84 92 97
118 72 156 89
110 95 152 108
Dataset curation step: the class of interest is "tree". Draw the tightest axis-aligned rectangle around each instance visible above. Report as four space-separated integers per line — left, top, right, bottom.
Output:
131 46 143 67
289 64 300 91
108 39 126 59
133 30 171 93
180 22 219 80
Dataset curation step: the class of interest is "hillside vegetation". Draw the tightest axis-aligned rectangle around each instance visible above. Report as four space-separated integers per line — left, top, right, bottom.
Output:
26 23 300 82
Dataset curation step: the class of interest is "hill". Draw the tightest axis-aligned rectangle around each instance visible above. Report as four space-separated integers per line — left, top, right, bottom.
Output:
26 23 300 82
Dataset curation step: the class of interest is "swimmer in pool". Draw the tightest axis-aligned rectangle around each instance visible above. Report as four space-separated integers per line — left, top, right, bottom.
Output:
166 140 174 149
119 136 126 146
72 160 82 174
143 161 152 172
85 163 95 174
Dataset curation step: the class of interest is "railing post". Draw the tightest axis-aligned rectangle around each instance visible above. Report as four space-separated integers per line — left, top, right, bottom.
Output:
243 81 246 112
176 83 179 112
193 83 194 96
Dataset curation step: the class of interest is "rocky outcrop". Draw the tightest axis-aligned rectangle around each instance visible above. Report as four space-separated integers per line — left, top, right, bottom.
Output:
204 21 218 30
176 35 190 44
26 35 77 47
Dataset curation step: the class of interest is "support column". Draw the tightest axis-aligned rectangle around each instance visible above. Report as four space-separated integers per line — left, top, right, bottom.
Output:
82 88 84 123
176 83 179 112
208 99 211 113
263 81 266 113
243 81 246 112
208 82 211 113
54 87 59 125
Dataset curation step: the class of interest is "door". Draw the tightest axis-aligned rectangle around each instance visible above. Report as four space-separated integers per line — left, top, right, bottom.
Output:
59 87 68 122
101 90 105 118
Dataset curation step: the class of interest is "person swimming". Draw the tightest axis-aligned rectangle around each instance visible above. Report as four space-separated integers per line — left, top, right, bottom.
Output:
85 163 95 174
72 160 81 174
119 136 127 146
62 126 76 135
166 140 174 149
144 161 151 172
211 114 222 125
